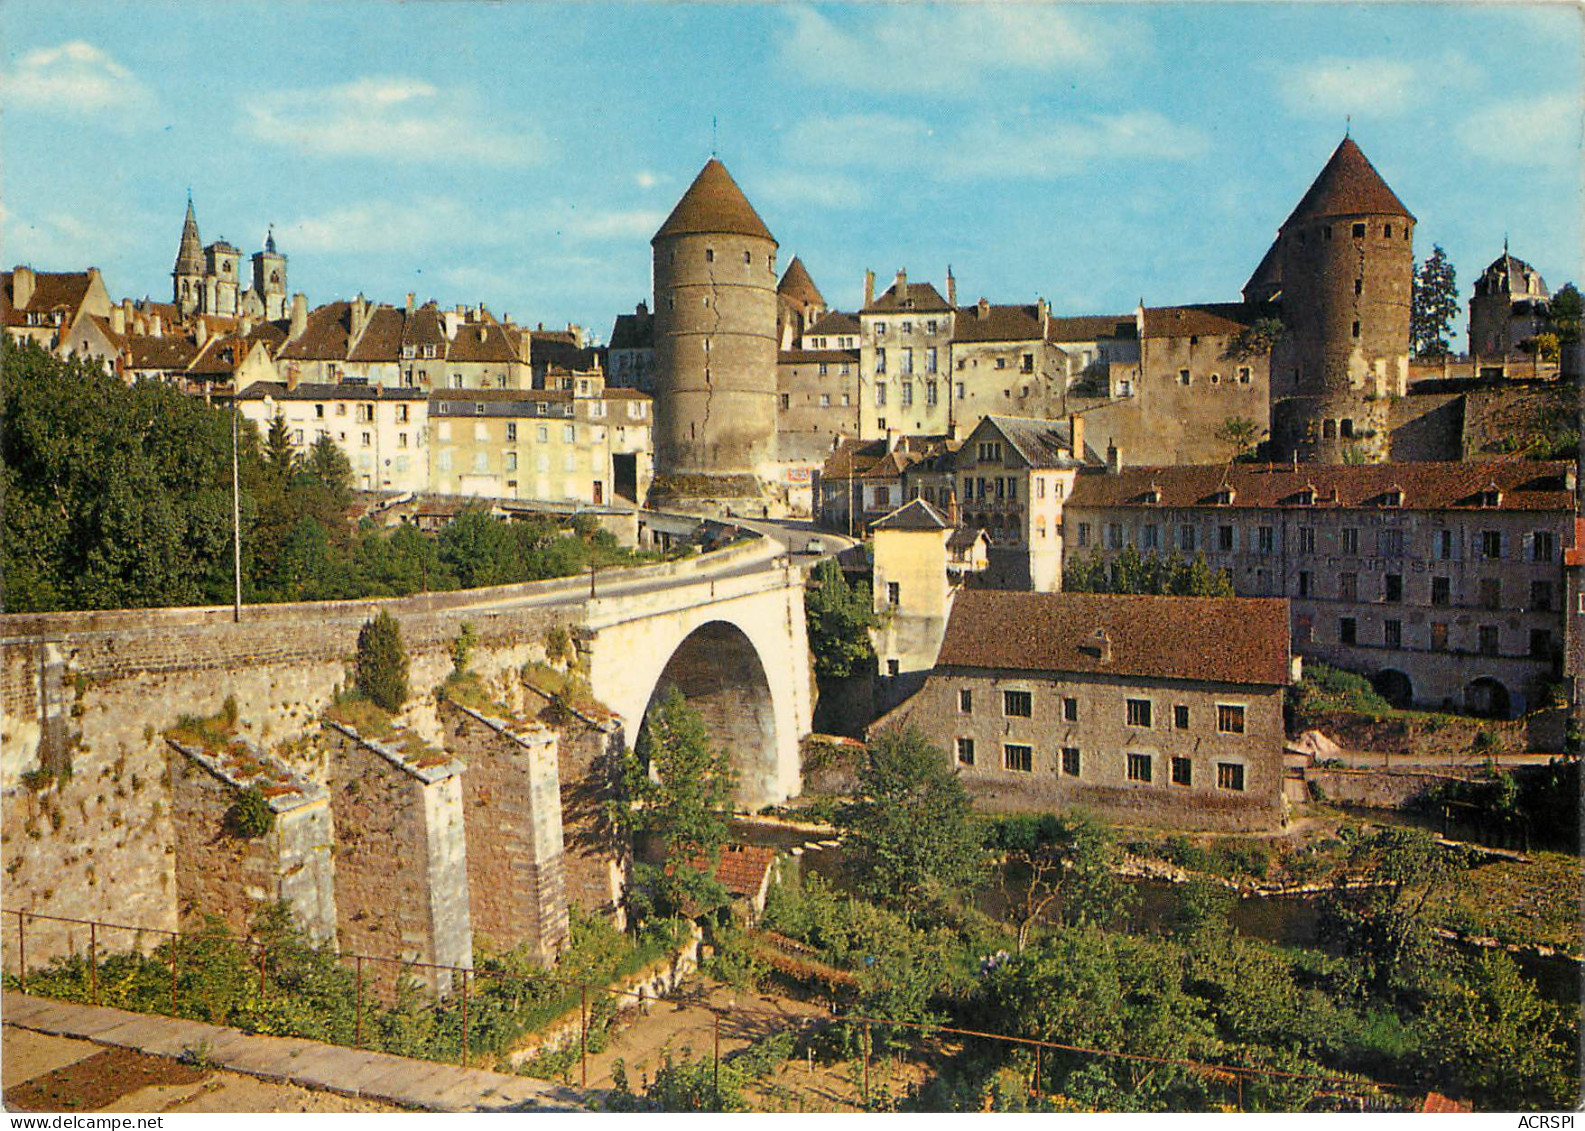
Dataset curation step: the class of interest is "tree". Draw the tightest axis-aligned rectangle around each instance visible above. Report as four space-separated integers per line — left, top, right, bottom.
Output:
438 508 523 588
838 727 985 918
804 557 878 680
1213 416 1260 462
1063 548 1232 597
263 414 297 484
1545 282 1581 346
986 814 1133 951
1226 316 1286 360
355 610 409 712
1411 245 1459 358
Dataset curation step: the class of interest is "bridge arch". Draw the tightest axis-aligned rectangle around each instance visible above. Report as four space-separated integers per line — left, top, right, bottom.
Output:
1372 668 1414 710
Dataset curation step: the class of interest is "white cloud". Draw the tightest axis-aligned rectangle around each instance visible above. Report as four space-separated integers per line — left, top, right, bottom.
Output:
782 5 1116 94
1 40 156 126
281 198 474 254
1278 54 1481 120
558 208 666 241
243 77 544 165
634 170 669 190
1457 93 1581 165
4 210 130 266
753 171 868 210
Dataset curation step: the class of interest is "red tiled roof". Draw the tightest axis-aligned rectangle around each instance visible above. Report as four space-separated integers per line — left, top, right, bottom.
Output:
653 159 776 244
1047 314 1135 343
938 591 1292 687
279 301 353 361
777 256 825 306
702 844 778 898
779 348 858 364
865 279 950 314
1066 460 1576 513
1140 305 1252 339
1282 138 1414 229
954 303 1044 343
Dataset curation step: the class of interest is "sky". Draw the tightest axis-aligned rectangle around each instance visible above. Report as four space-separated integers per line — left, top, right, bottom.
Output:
2 1 1581 343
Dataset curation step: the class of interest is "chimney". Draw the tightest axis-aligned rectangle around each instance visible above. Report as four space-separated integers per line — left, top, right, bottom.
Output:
895 269 908 304
637 300 649 318
946 267 957 308
444 310 461 340
121 297 133 321
1107 443 1122 474
1091 629 1113 665
286 363 301 392
946 488 961 528
863 269 875 308
290 293 308 338
886 427 899 453
1037 297 1049 325
1068 413 1084 461
150 312 163 339
406 292 415 314
351 293 368 339
109 305 126 336
240 314 254 336
977 297 990 321
568 323 583 347
11 266 34 310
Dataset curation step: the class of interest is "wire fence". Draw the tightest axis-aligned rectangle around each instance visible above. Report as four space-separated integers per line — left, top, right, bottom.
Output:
2 906 1415 1111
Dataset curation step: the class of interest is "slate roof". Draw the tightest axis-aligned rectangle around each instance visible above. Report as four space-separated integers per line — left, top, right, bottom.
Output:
872 497 952 531
777 257 825 306
1281 137 1414 229
1066 460 1576 513
1474 252 1549 299
653 158 776 244
1046 315 1135 343
938 590 1292 687
778 348 858 364
954 303 1044 343
968 415 1098 469
609 309 654 350
865 279 950 314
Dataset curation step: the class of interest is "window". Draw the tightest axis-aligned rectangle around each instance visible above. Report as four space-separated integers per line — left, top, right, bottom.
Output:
1529 629 1552 659
505 422 517 442
505 451 517 471
361 431 372 447
1004 690 1032 717
959 688 974 714
1076 523 1091 547
874 486 890 506
875 382 887 407
1141 524 1159 551
901 349 914 376
1022 353 1034 374
956 738 975 766
1384 619 1402 648
901 321 912 334
1061 747 1081 776
1339 572 1357 601
1258 526 1274 554
1352 222 1366 238
900 382 913 407
1108 522 1125 549
1296 614 1313 644
1217 704 1246 734
1351 321 1361 339
705 248 714 262
1062 696 1078 722
564 424 576 442
1437 530 1456 560
1004 744 1033 773
1431 576 1451 606
1299 527 1315 554
1179 525 1197 552
887 659 900 677
926 347 938 374
1431 622 1448 651
1378 529 1404 557
1479 578 1501 610
996 357 1006 370
1217 763 1246 791
1481 531 1502 559
1179 368 1192 386
1238 366 1251 384
336 403 347 417
291 428 304 445
875 348 887 376
1126 753 1153 783
1384 574 1403 603
1341 528 1359 554
537 425 549 442
1298 570 1311 598
1533 531 1555 562
1355 279 1363 296
925 381 938 406
1171 757 1192 786
1479 625 1500 656
1217 525 1235 552
887 581 900 605
779 393 790 411
1530 580 1553 611
875 321 887 337
314 404 325 418
1340 617 1357 645
1126 699 1152 728
1173 704 1190 730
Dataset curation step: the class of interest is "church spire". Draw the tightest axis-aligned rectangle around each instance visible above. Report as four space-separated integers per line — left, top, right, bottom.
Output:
174 196 204 276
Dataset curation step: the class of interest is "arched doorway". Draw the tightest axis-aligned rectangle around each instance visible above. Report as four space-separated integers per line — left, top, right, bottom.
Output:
1372 669 1414 710
1464 677 1511 719
639 620 779 810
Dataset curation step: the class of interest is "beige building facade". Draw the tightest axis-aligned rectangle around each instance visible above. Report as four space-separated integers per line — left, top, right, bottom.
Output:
237 382 430 493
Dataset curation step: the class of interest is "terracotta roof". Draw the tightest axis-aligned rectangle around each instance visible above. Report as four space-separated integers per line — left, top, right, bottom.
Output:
1243 238 1283 300
873 497 952 531
865 279 950 314
402 304 447 349
777 257 825 306
954 303 1044 343
967 415 1097 469
1140 305 1252 339
1066 460 1576 513
347 305 405 362
1564 517 1585 566
704 843 778 898
1046 314 1135 343
279 301 353 361
2 270 96 324
652 158 776 244
938 590 1292 687
447 321 520 364
123 335 200 371
1420 1092 1470 1114
779 348 857 364
246 320 289 354
822 435 949 480
1281 138 1414 229
189 336 251 376
807 311 860 336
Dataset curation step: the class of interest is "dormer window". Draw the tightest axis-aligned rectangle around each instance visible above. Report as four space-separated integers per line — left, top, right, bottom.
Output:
1479 485 1502 508
1142 486 1162 505
1295 484 1316 506
1213 487 1236 506
1381 488 1403 508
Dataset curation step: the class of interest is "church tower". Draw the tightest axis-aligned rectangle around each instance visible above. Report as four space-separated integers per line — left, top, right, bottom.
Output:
173 196 205 318
1268 138 1415 463
650 159 780 497
251 227 288 321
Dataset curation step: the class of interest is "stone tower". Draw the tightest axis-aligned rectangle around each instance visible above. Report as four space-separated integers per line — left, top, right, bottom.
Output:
251 227 288 321
173 197 205 318
650 159 780 495
776 256 826 349
1469 247 1550 360
204 239 242 317
1268 138 1415 463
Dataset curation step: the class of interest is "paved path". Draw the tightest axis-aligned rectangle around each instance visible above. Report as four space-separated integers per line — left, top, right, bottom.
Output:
3 992 588 1112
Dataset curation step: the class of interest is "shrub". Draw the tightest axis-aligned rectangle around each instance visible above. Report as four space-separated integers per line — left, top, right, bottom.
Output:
450 622 477 678
356 611 409 712
225 787 276 839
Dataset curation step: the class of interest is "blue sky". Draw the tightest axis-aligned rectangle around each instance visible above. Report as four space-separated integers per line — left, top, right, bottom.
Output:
3 2 1580 342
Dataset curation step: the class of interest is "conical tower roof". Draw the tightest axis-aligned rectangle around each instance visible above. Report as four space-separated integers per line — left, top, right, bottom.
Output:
1281 138 1414 230
652 158 776 245
777 256 824 306
174 198 204 274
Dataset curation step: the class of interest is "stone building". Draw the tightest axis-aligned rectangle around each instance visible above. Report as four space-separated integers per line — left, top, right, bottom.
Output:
172 198 284 321
607 301 655 391
858 269 955 438
871 498 957 707
1468 247 1551 365
1064 459 1578 717
950 414 1098 591
1566 518 1585 729
777 345 861 463
948 299 1057 434
878 590 1291 832
816 434 949 534
237 381 430 493
650 158 781 498
1257 138 1416 463
2 266 113 354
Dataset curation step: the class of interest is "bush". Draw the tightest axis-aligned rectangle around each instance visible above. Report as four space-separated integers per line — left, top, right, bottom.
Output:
225 787 276 839
356 611 409 712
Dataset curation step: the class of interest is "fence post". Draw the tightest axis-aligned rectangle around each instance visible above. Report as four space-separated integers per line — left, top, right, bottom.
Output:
580 983 589 1088
1034 1045 1041 1099
89 920 98 1006
459 968 470 1069
17 912 27 995
713 1011 721 1108
354 955 364 1048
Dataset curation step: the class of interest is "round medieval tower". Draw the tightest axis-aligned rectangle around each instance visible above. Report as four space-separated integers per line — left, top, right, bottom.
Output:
1269 138 1414 463
651 159 780 496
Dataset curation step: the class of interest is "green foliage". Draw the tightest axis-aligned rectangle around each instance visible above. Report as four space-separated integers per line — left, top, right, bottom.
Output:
1227 317 1286 360
838 727 985 920
355 611 409 712
450 622 477 678
804 558 878 680
984 814 1133 948
1289 661 1392 716
1545 281 1581 345
224 786 276 839
1063 546 1234 597
1213 415 1261 461
1411 245 1459 358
